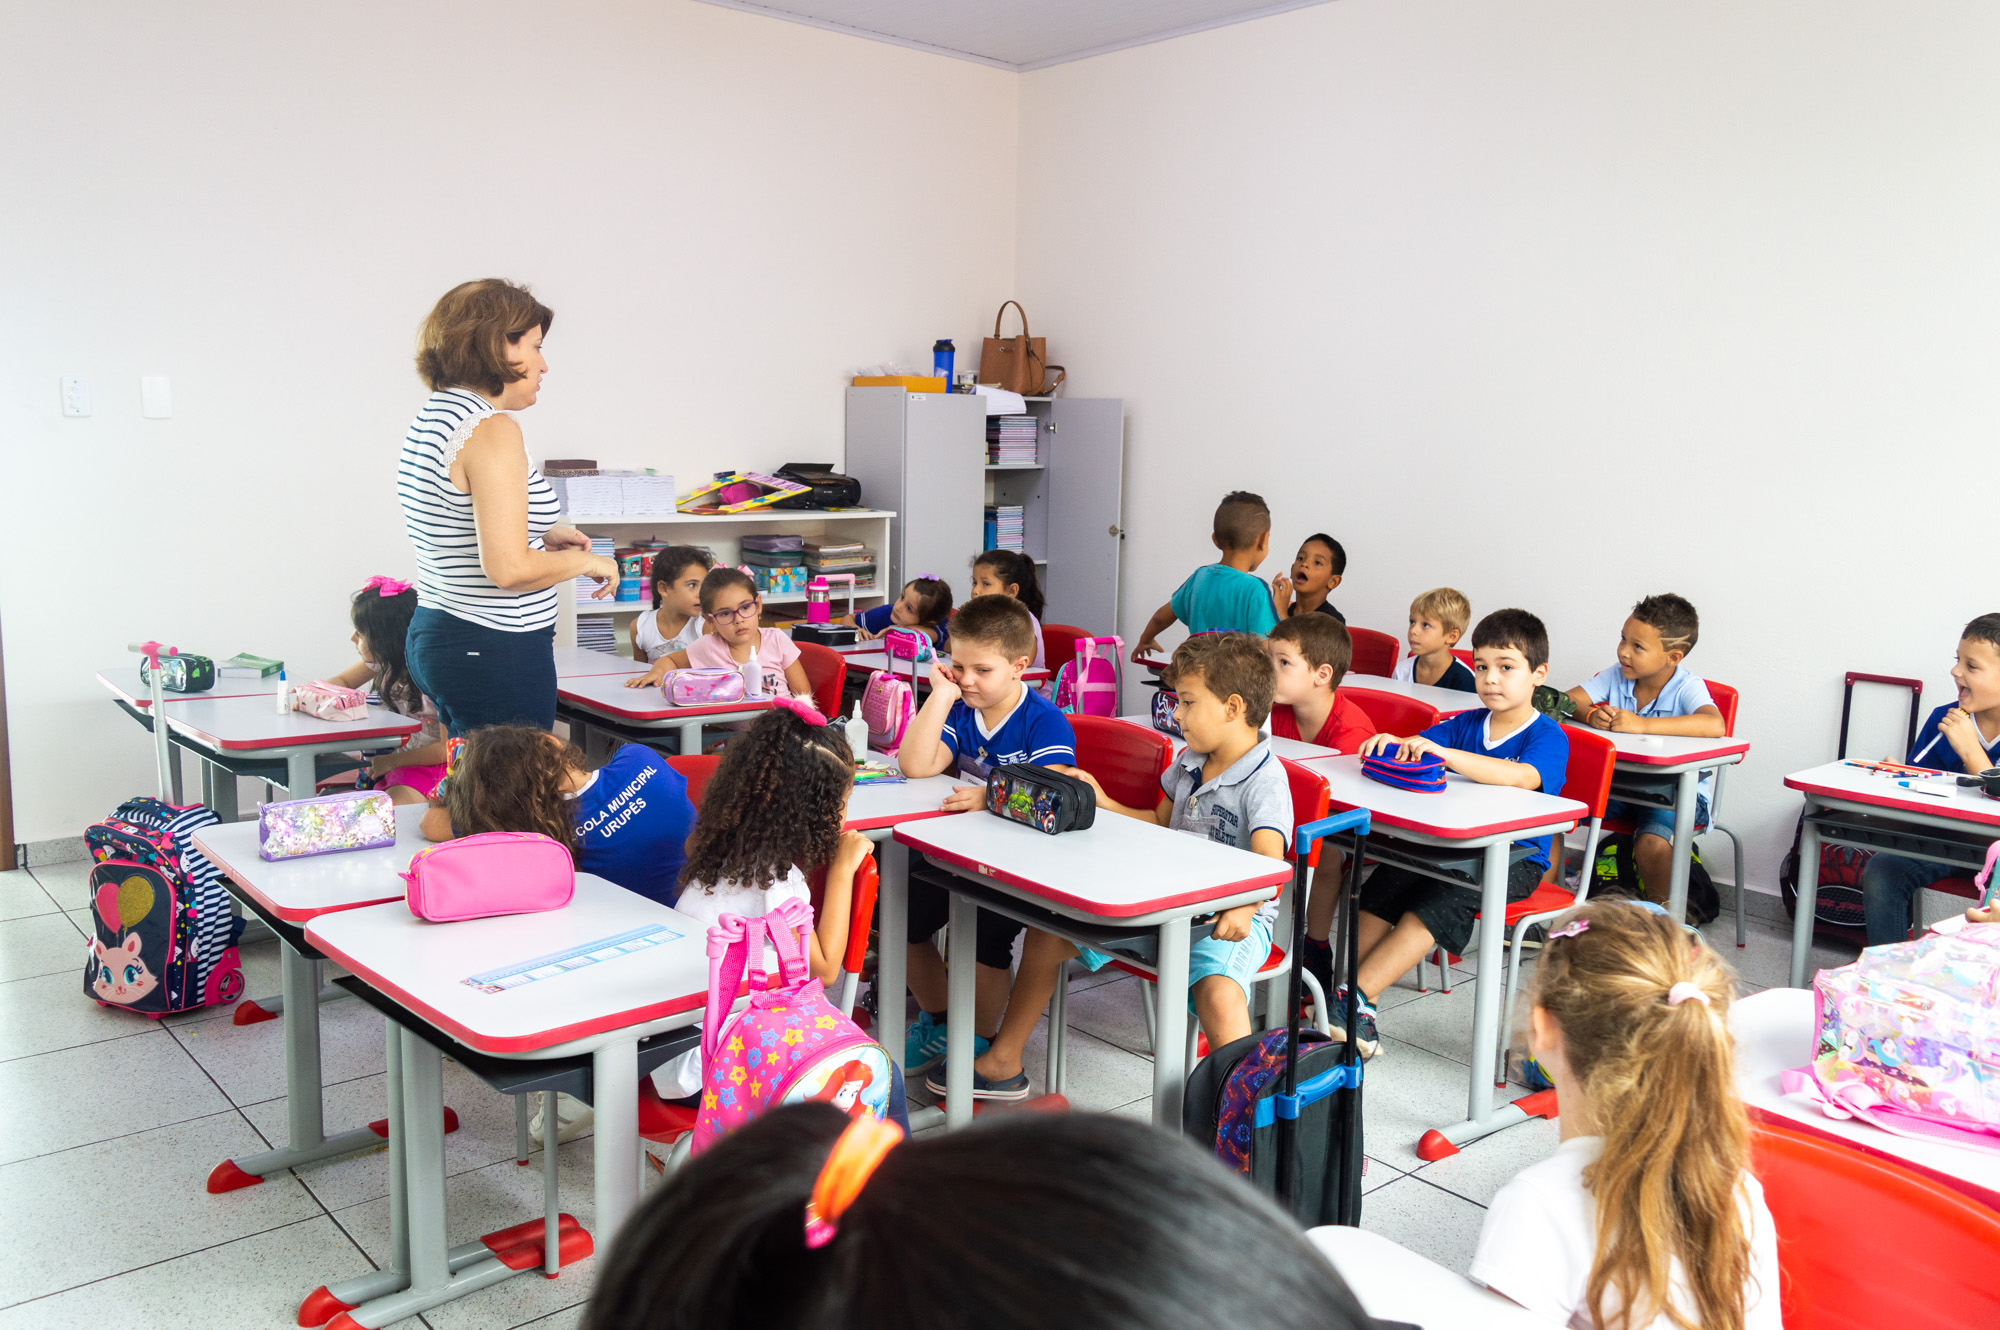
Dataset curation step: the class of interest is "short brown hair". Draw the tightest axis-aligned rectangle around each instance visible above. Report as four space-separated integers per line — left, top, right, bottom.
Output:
416 279 553 395
1213 491 1271 552
1965 613 2000 655
1166 632 1274 728
1631 593 1700 656
1472 608 1550 672
946 594 1037 663
1411 587 1471 636
1269 615 1352 686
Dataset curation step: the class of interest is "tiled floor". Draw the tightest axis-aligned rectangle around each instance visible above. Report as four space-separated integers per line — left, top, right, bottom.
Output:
0 860 1863 1326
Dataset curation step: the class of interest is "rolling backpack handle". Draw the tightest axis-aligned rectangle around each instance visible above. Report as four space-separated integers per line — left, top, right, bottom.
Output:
128 640 178 800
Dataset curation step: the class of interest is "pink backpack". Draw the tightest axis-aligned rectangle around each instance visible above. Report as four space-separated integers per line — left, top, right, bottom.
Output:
1053 635 1123 717
862 670 915 751
882 627 935 663
662 668 746 706
691 898 895 1154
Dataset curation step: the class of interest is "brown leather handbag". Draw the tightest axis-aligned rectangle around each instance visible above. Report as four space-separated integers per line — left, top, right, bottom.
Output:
979 301 1065 396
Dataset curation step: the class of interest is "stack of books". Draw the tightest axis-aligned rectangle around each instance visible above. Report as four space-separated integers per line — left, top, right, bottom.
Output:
803 538 876 592
987 415 1037 464
555 470 676 516
577 536 617 608
219 653 283 679
984 504 1025 553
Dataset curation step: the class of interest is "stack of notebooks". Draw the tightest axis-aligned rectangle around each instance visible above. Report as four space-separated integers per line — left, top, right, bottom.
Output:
554 470 677 516
577 536 617 609
576 618 620 653
803 538 877 591
219 653 283 679
984 505 1025 553
987 415 1037 464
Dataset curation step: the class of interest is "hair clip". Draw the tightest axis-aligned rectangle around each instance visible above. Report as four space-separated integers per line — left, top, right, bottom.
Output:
1547 919 1589 940
770 696 828 726
363 574 412 597
804 1116 903 1249
915 572 941 581
1666 981 1710 1008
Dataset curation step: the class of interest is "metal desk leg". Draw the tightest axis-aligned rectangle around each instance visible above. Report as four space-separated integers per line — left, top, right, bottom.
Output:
878 839 909 1071
1150 916 1192 1128
1665 769 1699 923
542 1092 561 1277
201 758 241 822
944 892 978 1128
286 751 318 801
1789 808 1823 988
593 1037 641 1245
676 718 703 755
300 1023 416 1321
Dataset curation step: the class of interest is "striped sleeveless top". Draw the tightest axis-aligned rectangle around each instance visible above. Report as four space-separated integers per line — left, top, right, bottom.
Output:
397 388 561 632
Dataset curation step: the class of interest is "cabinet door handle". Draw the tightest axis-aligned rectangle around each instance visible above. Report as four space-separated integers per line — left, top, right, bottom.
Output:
1108 524 1121 537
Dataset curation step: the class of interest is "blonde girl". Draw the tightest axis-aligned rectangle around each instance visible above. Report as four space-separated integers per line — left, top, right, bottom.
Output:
1469 900 1779 1330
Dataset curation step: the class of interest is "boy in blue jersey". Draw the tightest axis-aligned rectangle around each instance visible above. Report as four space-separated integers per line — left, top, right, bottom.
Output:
1131 490 1278 662
1346 609 1569 1057
1563 593 1727 904
1861 612 2000 943
896 595 1077 1073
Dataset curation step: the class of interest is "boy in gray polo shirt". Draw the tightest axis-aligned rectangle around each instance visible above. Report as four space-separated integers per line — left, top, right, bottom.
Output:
933 633 1292 1101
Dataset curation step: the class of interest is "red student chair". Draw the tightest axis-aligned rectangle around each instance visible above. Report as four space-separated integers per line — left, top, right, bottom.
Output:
1042 623 1090 681
1336 686 1440 740
665 753 721 809
1346 627 1401 678
1450 648 1473 666
794 641 849 723
1750 1118 2000 1329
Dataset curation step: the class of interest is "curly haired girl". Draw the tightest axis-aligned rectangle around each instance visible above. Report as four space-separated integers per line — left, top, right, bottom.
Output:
1470 900 1779 1330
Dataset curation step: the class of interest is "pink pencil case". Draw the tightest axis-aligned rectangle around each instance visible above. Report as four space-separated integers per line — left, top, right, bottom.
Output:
259 790 397 861
662 668 746 706
401 832 575 922
292 679 371 722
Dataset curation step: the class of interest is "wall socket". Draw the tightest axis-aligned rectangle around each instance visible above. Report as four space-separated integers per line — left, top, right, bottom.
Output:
60 376 91 417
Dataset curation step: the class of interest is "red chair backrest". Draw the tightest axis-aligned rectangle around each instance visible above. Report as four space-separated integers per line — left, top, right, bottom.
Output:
1561 726 1618 819
1071 714 1172 810
794 641 848 723
666 754 720 809
1346 627 1400 678
1337 686 1440 739
1706 679 1740 737
1042 623 1089 678
1750 1119 2000 1329
802 853 881 975
1451 648 1472 665
1279 757 1332 869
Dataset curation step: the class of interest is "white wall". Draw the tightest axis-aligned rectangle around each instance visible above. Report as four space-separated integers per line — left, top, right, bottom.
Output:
1 0 1017 842
1016 0 2000 891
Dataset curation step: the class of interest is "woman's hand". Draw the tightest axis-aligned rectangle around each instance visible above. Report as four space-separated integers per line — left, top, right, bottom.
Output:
543 526 591 553
584 554 618 598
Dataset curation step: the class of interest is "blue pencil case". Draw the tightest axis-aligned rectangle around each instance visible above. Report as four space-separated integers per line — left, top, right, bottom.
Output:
1360 750 1448 794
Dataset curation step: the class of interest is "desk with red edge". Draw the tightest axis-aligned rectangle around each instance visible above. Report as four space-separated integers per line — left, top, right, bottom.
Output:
1733 987 2000 1212
303 877 710 1329
1299 754 1586 1161
893 811 1291 1130
1781 760 2000 986
1338 673 1485 718
554 669 776 755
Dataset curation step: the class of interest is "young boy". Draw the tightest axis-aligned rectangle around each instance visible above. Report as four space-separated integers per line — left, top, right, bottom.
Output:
1392 587 1476 692
1267 614 1375 1001
1862 612 2000 944
1131 491 1278 661
945 633 1292 1100
1271 532 1346 623
1563 593 1726 905
1347 609 1569 1057
896 595 1077 1072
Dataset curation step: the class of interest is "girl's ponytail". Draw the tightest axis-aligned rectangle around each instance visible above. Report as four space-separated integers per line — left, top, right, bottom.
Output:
1531 903 1751 1330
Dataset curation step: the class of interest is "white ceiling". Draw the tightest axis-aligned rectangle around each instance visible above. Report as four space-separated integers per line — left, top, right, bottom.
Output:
693 0 1337 71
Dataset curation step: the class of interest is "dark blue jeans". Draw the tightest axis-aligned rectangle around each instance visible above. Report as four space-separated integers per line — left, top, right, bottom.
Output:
406 607 556 737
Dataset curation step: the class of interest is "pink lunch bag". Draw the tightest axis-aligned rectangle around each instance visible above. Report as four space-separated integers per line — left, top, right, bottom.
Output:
662 668 747 706
292 679 371 722
400 832 576 922
691 898 897 1154
862 670 914 751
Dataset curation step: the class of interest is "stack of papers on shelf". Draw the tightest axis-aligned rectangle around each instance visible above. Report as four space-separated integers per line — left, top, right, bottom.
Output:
558 471 676 515
218 653 284 678
804 538 863 558
575 617 620 653
987 415 1037 464
985 504 1025 553
576 536 616 606
620 473 676 513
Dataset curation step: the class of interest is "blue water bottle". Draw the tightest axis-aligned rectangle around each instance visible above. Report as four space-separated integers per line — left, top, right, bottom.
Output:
932 339 955 390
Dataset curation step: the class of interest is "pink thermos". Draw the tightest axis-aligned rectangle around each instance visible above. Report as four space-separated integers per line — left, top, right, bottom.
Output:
807 572 856 625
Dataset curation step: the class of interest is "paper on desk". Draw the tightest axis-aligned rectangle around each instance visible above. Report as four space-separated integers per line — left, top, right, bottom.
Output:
974 385 1027 416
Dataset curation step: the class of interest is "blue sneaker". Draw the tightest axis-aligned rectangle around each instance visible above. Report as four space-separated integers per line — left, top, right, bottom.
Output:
903 1012 989 1074
1326 986 1381 1060
924 1064 1031 1102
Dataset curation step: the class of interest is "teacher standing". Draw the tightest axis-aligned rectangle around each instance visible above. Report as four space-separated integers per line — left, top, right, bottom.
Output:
398 279 616 736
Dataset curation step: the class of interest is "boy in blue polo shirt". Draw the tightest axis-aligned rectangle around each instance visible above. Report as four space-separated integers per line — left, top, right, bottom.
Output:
1563 593 1727 904
895 595 1077 1074
1348 609 1569 1057
1861 612 2000 944
1131 491 1278 661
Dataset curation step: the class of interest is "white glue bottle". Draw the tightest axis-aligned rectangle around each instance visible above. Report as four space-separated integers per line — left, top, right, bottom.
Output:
740 650 763 699
845 707 870 757
274 669 290 715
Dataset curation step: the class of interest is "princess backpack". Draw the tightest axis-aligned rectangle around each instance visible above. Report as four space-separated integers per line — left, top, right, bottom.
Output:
1053 634 1124 718
691 897 901 1153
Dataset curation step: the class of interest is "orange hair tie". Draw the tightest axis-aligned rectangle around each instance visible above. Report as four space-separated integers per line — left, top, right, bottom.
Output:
803 1116 903 1249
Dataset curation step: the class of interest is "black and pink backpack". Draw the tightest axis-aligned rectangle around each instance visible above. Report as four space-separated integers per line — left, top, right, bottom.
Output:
83 798 244 1017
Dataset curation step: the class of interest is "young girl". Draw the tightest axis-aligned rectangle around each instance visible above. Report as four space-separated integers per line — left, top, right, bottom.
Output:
625 545 714 687
841 575 953 644
1470 900 1780 1330
583 1105 1373 1330
970 549 1045 669
650 567 814 700
653 706 874 1097
324 576 447 805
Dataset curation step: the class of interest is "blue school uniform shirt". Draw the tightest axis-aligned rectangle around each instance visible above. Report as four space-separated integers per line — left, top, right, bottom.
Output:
858 603 947 644
1170 564 1279 636
1906 703 2000 775
569 745 696 907
1581 663 1720 798
1421 710 1569 869
940 684 1076 782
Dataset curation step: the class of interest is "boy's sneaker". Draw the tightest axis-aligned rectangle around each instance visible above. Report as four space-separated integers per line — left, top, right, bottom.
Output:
528 1091 594 1144
923 1065 1032 1102
903 1011 989 1074
1325 986 1381 1060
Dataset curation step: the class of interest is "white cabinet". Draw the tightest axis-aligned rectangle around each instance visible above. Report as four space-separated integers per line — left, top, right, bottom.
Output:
844 388 987 596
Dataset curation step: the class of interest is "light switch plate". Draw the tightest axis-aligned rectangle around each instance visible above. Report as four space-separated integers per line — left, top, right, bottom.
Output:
141 375 172 418
60 376 91 417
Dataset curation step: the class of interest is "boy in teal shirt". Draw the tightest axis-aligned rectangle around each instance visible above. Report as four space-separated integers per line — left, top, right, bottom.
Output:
1132 490 1278 660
